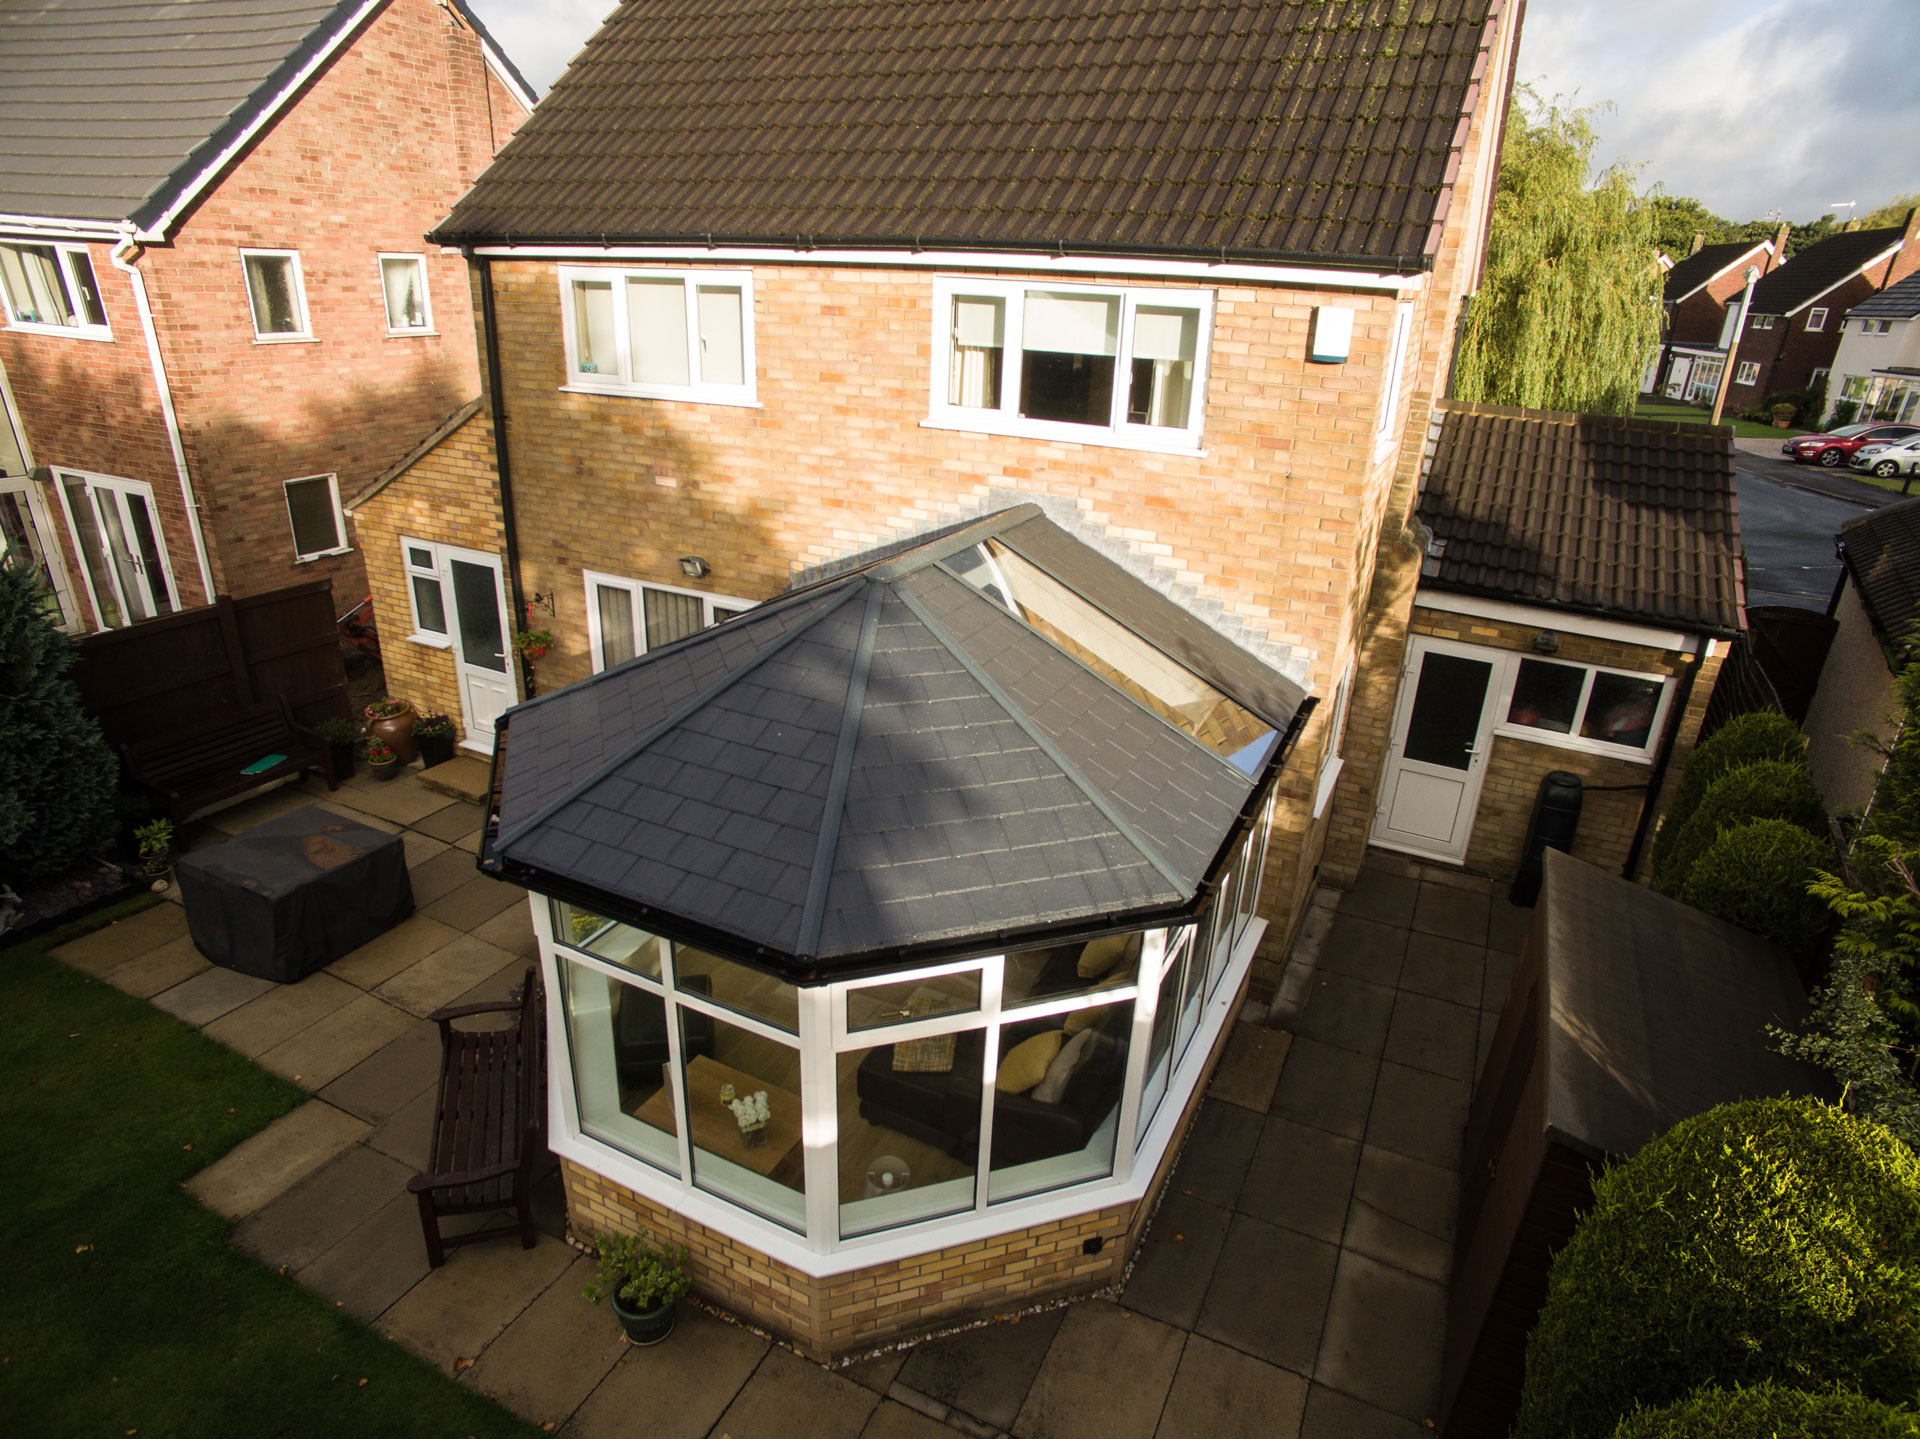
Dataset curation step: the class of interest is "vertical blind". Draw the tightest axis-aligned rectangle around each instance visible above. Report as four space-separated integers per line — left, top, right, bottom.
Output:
627 279 690 386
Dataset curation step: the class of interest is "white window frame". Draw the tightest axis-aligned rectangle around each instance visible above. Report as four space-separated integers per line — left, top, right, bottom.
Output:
401 536 451 648
0 474 81 629
239 248 313 342
0 241 111 340
50 466 181 630
1491 652 1675 764
282 474 349 561
376 253 434 336
1751 314 1776 330
1373 302 1416 457
1312 655 1357 819
924 276 1215 456
556 266 757 406
1734 361 1760 386
583 571 753 671
1806 307 1828 333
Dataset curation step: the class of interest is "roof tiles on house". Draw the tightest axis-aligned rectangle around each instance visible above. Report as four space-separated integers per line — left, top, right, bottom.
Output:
1662 239 1768 303
1748 226 1905 316
1848 270 1920 322
1416 402 1744 636
1841 497 1920 662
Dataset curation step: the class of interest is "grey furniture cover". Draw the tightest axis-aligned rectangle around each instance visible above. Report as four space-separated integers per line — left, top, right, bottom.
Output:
179 805 413 982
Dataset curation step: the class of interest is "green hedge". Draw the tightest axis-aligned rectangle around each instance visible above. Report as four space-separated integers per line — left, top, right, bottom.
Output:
1657 711 1806 859
1513 1097 1920 1439
1653 760 1823 896
1681 818 1833 953
1609 1382 1920 1439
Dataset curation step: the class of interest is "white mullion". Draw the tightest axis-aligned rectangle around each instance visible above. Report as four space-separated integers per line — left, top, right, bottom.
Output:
1114 926 1167 1171
1111 292 1138 431
49 472 106 630
552 941 669 997
532 899 593 1162
656 945 698 1193
1570 668 1599 736
999 984 1144 1029
972 956 1005 1214
832 955 991 1048
1000 282 1025 420
87 483 136 622
798 986 838 1250
682 279 702 392
668 986 798 1048
609 275 634 386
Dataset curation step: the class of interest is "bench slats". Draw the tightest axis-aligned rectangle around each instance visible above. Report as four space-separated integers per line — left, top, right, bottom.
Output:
123 696 334 824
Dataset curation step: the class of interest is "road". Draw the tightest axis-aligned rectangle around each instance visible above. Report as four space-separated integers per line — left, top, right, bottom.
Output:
1734 452 1881 611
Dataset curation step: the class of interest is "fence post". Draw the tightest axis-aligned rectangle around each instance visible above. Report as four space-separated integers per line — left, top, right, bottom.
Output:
216 597 255 705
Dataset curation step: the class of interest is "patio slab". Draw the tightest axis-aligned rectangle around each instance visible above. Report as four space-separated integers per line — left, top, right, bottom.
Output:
185 1098 370 1221
1397 934 1486 1009
712 1345 881 1439
462 1253 627 1426
469 897 537 957
336 779 456 828
1237 1116 1361 1244
297 1190 434 1321
1206 1021 1289 1112
319 1019 443 1123
1194 1213 1337 1373
1411 884 1491 945
151 963 276 1026
1312 1250 1447 1424
1300 1383 1423 1439
232 1142 415 1272
1293 971 1396 1058
256 991 416 1089
1318 913 1408 988
407 846 483 906
419 874 524 932
201 970 361 1059
1268 1035 1378 1141
1383 991 1481 1084
326 913 462 990
375 932 518 1016
411 799 486 843
863 1400 960 1439
1155 1333 1307 1439
566 1304 768 1439
1163 1099 1262 1208
1338 868 1419 928
103 934 210 998
1365 1062 1469 1171
1120 1190 1233 1331
51 899 187 974
367 1085 438 1169
1013 1301 1185 1439
895 1305 1065 1431
416 755 492 803
377 1235 575 1373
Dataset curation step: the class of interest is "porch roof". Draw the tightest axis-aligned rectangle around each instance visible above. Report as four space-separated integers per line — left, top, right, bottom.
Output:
479 508 1310 981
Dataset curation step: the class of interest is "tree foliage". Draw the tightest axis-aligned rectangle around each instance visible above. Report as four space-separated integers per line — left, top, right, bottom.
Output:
1452 96 1663 416
1609 1382 1920 1439
1863 193 1920 231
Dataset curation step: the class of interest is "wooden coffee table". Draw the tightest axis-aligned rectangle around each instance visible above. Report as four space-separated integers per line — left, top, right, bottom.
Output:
633 1055 802 1179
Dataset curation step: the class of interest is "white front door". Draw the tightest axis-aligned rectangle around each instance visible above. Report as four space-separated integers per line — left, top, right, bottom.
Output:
1370 636 1501 864
52 468 179 630
442 546 514 751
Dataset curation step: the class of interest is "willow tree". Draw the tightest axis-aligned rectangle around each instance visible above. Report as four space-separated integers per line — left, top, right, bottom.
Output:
1452 99 1663 417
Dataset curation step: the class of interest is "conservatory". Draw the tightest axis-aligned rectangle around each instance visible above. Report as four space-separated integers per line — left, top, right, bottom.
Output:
480 506 1310 1355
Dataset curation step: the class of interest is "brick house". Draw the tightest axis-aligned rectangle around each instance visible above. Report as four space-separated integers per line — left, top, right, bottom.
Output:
1642 234 1782 405
0 0 532 634
356 0 1526 1355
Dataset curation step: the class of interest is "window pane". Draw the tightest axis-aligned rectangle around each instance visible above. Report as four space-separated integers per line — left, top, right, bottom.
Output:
285 478 341 557
683 1015 805 1230
93 493 151 623
1581 672 1663 750
448 557 506 673
671 945 799 1033
1506 659 1584 734
949 296 1004 409
571 279 615 375
987 1000 1132 1202
0 490 56 599
642 586 705 650
560 958 680 1175
0 247 34 321
627 279 690 386
245 255 300 334
847 971 982 1032
840 1028 983 1237
551 899 663 977
66 250 106 327
411 574 446 634
1003 932 1141 1010
595 583 638 668
1139 939 1186 1135
123 491 172 616
406 544 434 569
380 257 427 329
1020 291 1117 426
1126 306 1198 427
696 285 745 387
15 245 77 326
1402 652 1493 768
63 476 122 628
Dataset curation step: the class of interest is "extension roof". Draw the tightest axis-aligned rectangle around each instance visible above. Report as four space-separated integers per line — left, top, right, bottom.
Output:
431 0 1505 269
480 507 1310 981
1748 225 1904 317
1662 239 1769 304
1840 496 1920 664
0 0 535 234
1849 270 1920 322
1416 402 1744 636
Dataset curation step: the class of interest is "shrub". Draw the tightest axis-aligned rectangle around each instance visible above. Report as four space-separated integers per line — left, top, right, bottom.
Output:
1514 1097 1920 1439
1830 399 1860 428
1865 666 1920 849
1661 711 1805 843
1681 817 1833 953
1609 1382 1920 1439
1654 759 1824 896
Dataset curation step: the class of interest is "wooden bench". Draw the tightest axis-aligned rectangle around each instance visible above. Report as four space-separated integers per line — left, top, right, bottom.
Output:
409 967 547 1267
122 696 334 826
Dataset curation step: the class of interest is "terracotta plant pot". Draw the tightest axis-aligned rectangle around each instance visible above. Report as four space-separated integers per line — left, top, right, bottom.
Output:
367 706 417 764
1773 419 1791 429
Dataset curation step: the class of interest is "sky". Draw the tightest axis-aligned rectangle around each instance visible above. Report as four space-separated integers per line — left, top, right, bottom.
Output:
469 0 1920 228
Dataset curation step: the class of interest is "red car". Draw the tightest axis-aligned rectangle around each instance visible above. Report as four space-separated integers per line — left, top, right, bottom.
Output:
1783 422 1920 467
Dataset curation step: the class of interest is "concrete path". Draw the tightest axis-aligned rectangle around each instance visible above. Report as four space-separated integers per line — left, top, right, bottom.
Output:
57 771 1526 1438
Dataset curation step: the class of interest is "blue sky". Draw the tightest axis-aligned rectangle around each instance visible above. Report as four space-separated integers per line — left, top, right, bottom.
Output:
470 0 1919 226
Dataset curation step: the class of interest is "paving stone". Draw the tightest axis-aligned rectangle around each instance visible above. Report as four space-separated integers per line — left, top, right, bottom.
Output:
327 914 462 990
232 1143 414 1272
368 1085 438 1170
1411 884 1490 945
1396 935 1485 1009
379 1235 575 1372
862 1399 959 1439
1477 1010 1498 1089
186 1098 371 1221
1165 1099 1263 1207
51 899 187 974
1194 1214 1337 1375
151 964 275 1026
839 1347 909 1396
1338 869 1419 929
1352 1145 1456 1244
1488 898 1534 955
1383 992 1480 1083
1154 1333 1307 1439
1207 1023 1290 1112
1013 1301 1185 1439
1269 1036 1378 1140
1365 1063 1469 1172
1317 914 1408 987
1238 1116 1361 1244
1299 1383 1423 1439
463 1253 627 1426
203 783 317 835
1293 972 1396 1059
566 1304 767 1439
1313 1251 1446 1424
897 1305 1064 1430
449 958 535 1011
408 847 481 906
310 797 404 834
416 754 492 803
421 874 524 932
257 992 416 1089
401 829 451 868
1121 1191 1232 1331
713 1344 880 1439
412 799 486 842
297 1190 433 1321
103 934 210 998
338 779 456 828
1342 1198 1451 1284
376 933 518 1016
456 828 487 854
470 897 538 957
320 1020 443 1123
1481 948 1519 1015
201 972 360 1058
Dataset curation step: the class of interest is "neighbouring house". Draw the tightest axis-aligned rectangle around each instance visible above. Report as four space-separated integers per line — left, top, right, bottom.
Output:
361 0 1526 1355
1341 402 1742 882
0 0 533 634
1643 233 1783 406
1825 271 1920 427
1802 497 1920 813
1723 212 1920 410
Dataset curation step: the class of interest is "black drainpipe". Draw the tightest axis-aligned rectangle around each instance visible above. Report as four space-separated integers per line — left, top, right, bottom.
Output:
475 253 532 694
1622 631 1708 880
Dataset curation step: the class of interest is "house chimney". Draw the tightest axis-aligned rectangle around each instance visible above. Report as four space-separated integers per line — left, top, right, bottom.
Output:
1689 232 1705 255
1769 222 1791 269
1887 209 1920 287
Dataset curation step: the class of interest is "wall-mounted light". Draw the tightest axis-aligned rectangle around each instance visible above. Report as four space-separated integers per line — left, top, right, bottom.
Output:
679 556 709 579
1309 305 1354 364
1533 631 1560 654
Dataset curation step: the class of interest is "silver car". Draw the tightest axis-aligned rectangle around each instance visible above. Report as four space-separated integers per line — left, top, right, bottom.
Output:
1851 433 1920 479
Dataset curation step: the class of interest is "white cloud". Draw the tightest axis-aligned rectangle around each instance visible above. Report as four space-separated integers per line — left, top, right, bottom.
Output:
466 0 618 95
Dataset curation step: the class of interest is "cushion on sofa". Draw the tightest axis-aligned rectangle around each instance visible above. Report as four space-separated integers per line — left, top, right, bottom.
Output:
996 1030 1065 1093
1030 1028 1095 1104
1064 980 1129 1034
1077 931 1139 980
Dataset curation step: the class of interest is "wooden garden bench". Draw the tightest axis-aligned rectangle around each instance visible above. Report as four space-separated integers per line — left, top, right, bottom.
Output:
409 966 547 1267
121 696 334 826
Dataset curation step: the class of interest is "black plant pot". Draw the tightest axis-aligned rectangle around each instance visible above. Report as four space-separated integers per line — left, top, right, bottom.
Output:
416 731 457 769
609 1293 677 1346
370 759 401 783
330 739 357 782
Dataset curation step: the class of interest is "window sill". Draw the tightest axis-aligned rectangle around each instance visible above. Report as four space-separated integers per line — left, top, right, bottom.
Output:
385 328 439 338
1311 757 1344 820
559 383 762 409
920 413 1206 458
407 632 453 650
5 321 113 343
252 334 319 345
292 546 353 564
1493 723 1655 766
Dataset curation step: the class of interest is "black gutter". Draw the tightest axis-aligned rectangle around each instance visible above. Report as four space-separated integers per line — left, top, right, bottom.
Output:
1621 632 1707 881
476 254 530 686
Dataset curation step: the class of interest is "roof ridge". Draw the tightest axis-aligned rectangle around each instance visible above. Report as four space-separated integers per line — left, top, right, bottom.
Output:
795 581 883 961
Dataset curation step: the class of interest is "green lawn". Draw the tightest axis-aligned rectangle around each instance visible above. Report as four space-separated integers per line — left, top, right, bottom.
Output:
1633 399 1812 442
0 898 541 1439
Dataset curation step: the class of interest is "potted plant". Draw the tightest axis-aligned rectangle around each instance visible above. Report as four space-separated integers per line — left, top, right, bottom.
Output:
413 711 457 768
134 818 175 881
364 698 417 764
512 628 553 662
366 738 401 781
582 1230 693 1346
1771 401 1797 429
314 716 358 781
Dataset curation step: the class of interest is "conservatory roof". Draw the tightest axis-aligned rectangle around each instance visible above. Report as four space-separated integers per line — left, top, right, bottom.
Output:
479 507 1311 981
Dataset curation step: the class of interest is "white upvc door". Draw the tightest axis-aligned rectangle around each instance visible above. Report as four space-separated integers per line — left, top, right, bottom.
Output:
52 467 178 630
0 475 80 629
1369 636 1502 864
441 545 514 751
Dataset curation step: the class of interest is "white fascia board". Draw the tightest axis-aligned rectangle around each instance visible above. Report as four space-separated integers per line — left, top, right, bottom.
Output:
1785 245 1905 318
0 214 128 244
478 41 539 112
1669 241 1772 305
1416 587 1692 650
468 243 1427 293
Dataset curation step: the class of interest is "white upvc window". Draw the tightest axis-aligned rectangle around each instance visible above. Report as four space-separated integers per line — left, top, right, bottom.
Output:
558 266 756 405
283 474 348 560
1495 654 1675 762
1312 655 1357 819
1734 361 1760 386
1806 307 1829 333
1374 301 1415 455
241 249 312 340
401 537 450 645
377 254 433 334
584 572 753 671
926 277 1213 454
0 242 110 339
1751 314 1776 330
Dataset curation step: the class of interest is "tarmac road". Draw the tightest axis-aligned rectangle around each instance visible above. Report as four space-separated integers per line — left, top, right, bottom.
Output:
1734 455 1879 611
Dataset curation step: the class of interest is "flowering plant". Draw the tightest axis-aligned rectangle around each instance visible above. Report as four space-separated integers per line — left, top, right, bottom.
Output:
364 699 411 719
